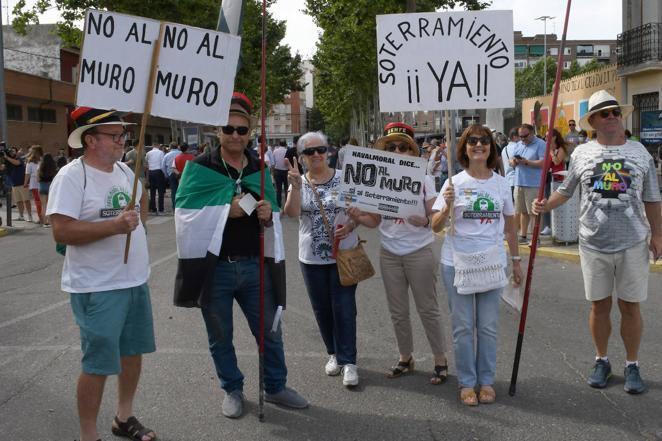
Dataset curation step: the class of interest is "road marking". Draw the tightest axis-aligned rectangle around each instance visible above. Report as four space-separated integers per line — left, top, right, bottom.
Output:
146 216 173 225
0 251 178 330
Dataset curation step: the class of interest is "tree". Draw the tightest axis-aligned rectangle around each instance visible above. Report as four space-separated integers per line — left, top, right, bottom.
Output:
305 0 490 144
11 0 303 111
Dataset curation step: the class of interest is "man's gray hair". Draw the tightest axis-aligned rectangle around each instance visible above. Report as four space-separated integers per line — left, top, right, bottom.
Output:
297 131 329 154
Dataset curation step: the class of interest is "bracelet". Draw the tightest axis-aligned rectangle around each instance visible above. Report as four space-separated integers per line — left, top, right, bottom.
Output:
511 256 522 261
424 216 430 228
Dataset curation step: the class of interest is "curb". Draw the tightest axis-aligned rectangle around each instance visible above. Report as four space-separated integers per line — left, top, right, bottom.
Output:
0 227 8 237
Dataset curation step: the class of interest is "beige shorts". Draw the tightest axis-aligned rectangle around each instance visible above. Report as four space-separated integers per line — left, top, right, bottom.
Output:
514 186 538 214
12 186 30 202
578 240 650 302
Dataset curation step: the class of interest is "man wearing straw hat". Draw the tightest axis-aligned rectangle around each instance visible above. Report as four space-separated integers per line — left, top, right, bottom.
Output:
532 90 662 395
46 107 157 441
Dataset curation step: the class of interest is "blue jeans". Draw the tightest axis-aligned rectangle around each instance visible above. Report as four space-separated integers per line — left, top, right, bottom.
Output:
168 172 178 211
148 169 166 212
300 262 357 365
441 264 501 388
201 258 287 394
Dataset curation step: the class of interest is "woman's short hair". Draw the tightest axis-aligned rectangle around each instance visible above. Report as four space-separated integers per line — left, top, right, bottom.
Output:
297 131 329 154
456 124 499 170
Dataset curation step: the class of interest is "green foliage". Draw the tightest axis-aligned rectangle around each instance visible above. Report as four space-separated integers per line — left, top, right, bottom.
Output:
307 106 325 132
306 0 490 141
11 0 303 111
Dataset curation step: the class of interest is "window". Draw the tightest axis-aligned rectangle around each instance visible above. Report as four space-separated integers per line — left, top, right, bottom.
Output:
515 45 528 56
632 92 659 139
145 134 153 146
529 45 545 56
549 47 559 56
564 47 571 55
7 104 22 121
27 107 56 123
514 60 528 70
577 45 594 56
156 134 164 144
564 61 572 69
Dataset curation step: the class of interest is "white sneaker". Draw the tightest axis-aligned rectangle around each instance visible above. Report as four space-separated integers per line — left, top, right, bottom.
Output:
540 226 551 236
342 364 359 387
325 355 341 376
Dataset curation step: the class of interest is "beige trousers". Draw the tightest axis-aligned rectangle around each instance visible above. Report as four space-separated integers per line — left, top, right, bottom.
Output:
380 245 448 357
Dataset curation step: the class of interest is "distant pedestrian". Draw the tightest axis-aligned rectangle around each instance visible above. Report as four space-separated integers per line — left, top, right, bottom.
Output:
272 140 289 207
145 143 166 214
38 153 57 227
2 147 33 221
533 90 662 395
162 141 181 211
24 145 44 224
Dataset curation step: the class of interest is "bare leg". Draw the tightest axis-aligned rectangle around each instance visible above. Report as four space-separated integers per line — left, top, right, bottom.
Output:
590 297 612 357
17 200 24 217
519 212 530 237
77 373 106 441
618 299 642 361
115 355 155 441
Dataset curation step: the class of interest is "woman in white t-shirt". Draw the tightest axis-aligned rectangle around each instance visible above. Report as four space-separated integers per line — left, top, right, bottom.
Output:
358 122 450 385
24 145 44 224
431 124 523 406
284 131 370 388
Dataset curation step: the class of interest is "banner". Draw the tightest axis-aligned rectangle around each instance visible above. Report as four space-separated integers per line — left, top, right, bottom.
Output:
640 110 662 145
338 146 427 218
376 10 514 112
77 10 241 126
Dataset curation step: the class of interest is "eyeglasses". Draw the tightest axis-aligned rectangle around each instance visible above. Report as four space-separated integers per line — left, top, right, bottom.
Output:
466 136 492 146
94 131 128 144
385 142 411 153
598 108 622 118
569 123 576 126
220 125 250 136
302 146 328 156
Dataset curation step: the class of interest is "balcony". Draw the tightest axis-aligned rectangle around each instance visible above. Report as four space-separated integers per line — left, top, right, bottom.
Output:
617 23 662 75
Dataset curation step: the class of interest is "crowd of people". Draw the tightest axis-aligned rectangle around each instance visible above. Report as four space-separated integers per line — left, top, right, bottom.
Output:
6 88 659 441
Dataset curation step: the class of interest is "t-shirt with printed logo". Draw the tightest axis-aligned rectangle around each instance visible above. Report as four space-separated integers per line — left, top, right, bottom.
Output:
557 140 661 253
433 170 514 266
46 159 149 293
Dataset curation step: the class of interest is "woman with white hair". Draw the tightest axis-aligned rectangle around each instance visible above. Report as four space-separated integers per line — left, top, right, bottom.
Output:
284 131 372 388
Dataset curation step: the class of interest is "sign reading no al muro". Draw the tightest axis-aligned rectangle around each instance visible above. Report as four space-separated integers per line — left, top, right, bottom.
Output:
77 10 241 126
338 146 428 218
376 10 514 112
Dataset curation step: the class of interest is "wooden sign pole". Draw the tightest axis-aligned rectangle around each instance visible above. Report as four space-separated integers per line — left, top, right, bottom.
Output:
443 110 455 235
124 22 165 264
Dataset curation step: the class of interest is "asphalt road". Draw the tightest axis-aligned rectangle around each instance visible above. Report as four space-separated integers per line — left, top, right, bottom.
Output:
1 214 662 441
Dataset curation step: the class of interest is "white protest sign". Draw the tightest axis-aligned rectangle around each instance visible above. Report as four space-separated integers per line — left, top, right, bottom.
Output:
376 10 514 112
338 146 428 218
77 10 241 126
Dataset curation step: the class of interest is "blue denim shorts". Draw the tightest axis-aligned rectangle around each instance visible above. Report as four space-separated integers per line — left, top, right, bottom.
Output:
70 283 156 375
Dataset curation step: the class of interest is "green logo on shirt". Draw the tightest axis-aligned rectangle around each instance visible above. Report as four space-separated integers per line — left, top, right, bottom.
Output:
106 186 131 209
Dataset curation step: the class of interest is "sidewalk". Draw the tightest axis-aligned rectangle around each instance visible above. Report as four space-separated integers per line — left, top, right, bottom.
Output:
0 205 45 237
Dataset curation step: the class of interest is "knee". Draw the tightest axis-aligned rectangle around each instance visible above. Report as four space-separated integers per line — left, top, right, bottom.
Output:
591 298 613 316
617 299 641 318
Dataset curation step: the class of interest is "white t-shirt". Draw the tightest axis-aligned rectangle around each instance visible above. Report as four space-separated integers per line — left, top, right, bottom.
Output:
46 159 150 293
26 162 39 190
432 170 514 266
146 148 165 171
379 175 437 256
297 169 358 264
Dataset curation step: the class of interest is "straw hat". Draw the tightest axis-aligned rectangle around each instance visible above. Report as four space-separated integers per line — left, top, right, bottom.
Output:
374 122 419 156
579 90 634 131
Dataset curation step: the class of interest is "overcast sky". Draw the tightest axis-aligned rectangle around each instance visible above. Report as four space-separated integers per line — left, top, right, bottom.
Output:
3 0 622 60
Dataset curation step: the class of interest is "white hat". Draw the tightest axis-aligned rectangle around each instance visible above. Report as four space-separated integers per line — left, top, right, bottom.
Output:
67 107 135 149
579 90 634 131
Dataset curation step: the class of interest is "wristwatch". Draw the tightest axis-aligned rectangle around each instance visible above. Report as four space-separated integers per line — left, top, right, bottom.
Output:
511 256 522 262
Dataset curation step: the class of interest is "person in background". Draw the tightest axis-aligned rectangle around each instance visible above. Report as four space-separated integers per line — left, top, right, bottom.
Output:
549 129 568 183
432 124 522 406
271 140 289 208
565 119 580 152
173 143 194 179
3 146 33 222
145 143 166 214
500 128 519 200
38 152 58 227
24 145 44 224
162 141 181 212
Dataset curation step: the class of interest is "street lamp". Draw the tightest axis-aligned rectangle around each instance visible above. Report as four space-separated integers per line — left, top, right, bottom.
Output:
535 15 555 95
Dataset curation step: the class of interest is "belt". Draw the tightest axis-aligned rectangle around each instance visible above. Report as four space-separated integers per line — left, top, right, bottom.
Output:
220 255 257 263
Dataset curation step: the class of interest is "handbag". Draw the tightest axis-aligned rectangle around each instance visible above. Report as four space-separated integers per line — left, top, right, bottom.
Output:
451 242 508 294
307 176 375 286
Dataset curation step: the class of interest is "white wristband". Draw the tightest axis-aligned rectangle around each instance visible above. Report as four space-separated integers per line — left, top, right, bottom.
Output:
511 256 522 261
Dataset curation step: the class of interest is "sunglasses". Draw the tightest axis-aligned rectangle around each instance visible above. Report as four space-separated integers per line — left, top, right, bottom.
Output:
386 142 411 153
598 108 622 118
94 131 128 144
302 146 328 156
220 125 250 136
466 136 492 146
569 123 576 126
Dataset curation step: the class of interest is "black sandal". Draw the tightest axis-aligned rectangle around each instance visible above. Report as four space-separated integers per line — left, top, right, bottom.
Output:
386 356 415 378
430 365 448 385
111 416 157 441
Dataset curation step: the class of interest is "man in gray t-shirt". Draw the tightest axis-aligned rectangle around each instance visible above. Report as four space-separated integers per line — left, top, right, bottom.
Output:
533 90 662 395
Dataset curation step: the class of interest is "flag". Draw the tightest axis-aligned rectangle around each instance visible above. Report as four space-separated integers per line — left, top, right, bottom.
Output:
217 0 245 73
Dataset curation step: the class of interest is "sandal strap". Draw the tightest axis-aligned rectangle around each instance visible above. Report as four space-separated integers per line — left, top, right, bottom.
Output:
114 416 156 441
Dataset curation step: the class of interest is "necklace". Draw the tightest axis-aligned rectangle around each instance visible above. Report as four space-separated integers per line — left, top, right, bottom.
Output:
220 155 245 195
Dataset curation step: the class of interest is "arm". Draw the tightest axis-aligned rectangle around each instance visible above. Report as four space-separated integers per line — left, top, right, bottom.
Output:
51 209 140 246
504 214 523 285
347 207 381 228
283 158 301 217
521 158 544 168
644 201 662 260
139 185 148 228
431 183 454 233
531 191 570 215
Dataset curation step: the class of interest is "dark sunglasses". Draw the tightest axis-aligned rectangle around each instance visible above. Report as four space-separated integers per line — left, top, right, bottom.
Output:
466 136 492 146
302 146 328 156
569 123 576 126
386 142 411 153
598 108 622 118
220 125 250 135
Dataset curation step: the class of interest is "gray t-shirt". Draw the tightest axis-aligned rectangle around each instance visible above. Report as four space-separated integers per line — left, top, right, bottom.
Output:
557 140 661 253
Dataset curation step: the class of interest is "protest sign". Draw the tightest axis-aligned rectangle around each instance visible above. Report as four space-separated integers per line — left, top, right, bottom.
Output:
376 10 514 112
337 146 428 218
77 9 241 126
640 110 662 145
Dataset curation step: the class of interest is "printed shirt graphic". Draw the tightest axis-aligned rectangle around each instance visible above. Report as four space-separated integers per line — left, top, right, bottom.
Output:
45 159 149 293
298 170 358 264
433 171 514 266
558 140 661 253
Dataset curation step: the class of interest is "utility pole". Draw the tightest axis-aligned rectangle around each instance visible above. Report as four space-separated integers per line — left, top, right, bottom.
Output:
0 0 11 227
536 15 554 95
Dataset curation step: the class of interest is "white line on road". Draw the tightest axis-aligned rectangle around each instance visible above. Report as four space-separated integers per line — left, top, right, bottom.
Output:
146 216 173 225
0 251 178 330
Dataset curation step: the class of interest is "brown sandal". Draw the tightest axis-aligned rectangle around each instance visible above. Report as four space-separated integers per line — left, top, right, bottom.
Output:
430 365 448 385
386 356 415 378
460 387 478 406
111 416 157 441
478 385 496 404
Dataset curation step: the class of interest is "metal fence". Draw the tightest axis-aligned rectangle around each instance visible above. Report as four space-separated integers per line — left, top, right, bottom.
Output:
617 23 662 67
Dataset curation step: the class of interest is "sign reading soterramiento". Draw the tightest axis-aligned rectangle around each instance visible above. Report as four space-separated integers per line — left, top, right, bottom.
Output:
376 10 514 112
77 9 241 126
338 146 428 218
